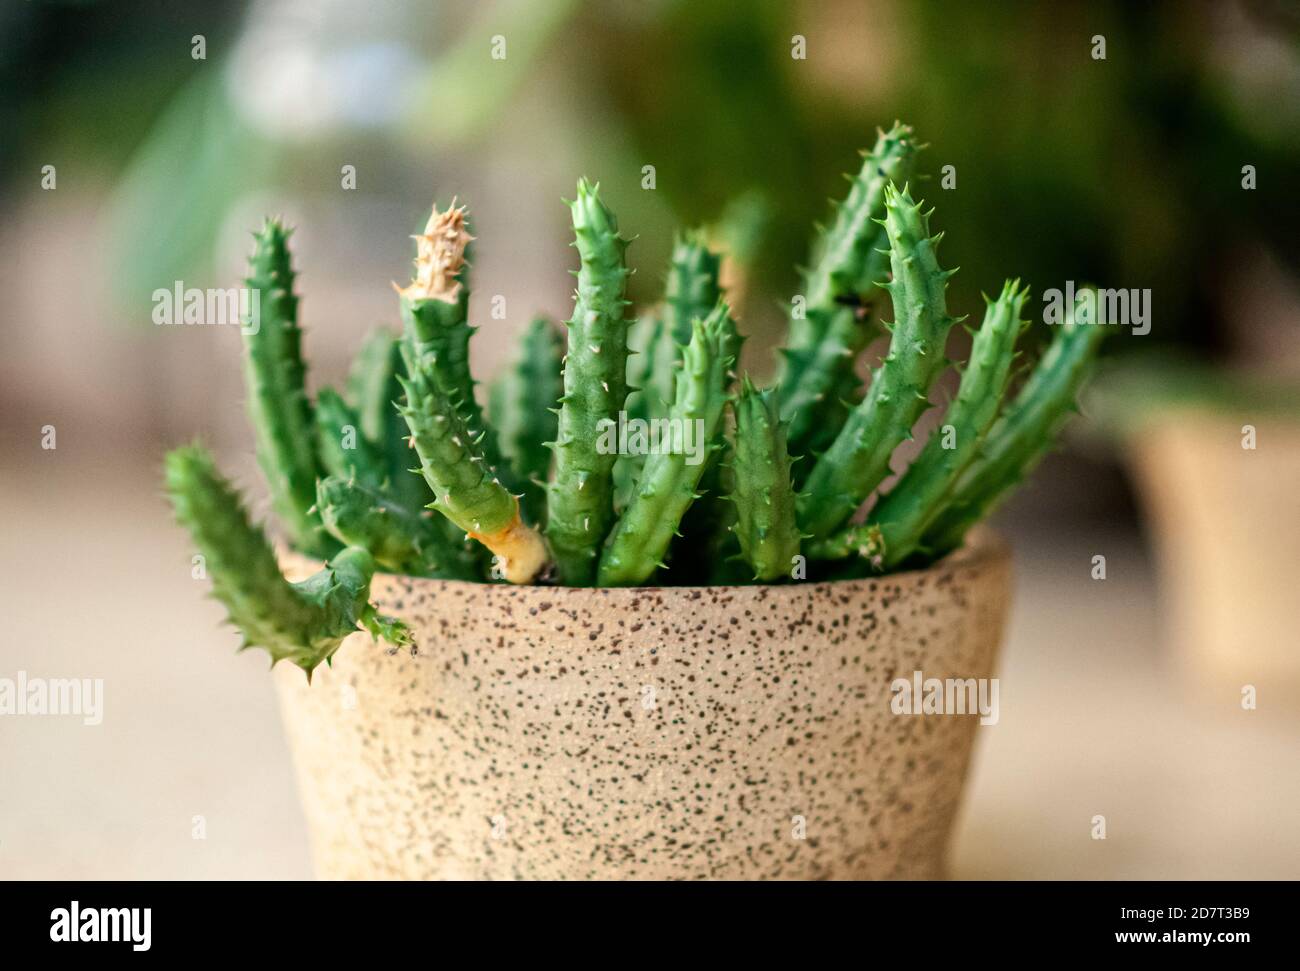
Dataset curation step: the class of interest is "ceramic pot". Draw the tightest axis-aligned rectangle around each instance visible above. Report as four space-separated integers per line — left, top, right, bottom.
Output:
274 530 1011 880
1129 412 1300 696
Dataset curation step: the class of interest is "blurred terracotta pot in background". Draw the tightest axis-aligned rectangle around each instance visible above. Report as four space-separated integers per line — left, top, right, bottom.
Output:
1129 412 1300 697
274 532 1011 880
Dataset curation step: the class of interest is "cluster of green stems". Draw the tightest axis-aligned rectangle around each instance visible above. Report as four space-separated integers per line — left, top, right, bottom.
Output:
165 123 1104 673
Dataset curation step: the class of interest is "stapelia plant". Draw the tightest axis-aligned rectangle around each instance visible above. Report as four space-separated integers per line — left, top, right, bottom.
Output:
166 122 1105 675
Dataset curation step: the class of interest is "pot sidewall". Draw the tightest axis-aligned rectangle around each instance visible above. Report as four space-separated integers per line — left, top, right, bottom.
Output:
274 535 1012 880
1130 415 1300 695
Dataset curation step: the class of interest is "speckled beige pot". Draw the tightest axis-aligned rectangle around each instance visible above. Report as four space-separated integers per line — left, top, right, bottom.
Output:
274 531 1011 880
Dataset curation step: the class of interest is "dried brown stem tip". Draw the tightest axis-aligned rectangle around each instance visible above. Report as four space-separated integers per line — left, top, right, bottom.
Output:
397 202 474 303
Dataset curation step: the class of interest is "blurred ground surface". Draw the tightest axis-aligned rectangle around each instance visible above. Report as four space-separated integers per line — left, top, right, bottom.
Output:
1 457 1296 880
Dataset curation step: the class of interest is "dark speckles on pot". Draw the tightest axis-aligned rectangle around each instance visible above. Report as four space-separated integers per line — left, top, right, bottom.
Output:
275 532 1011 880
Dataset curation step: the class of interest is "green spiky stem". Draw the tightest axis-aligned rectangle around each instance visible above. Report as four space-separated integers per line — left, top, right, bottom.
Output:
346 328 432 512
398 203 514 491
663 231 722 346
546 179 632 585
780 123 918 457
399 293 503 460
616 309 674 511
344 329 476 572
611 461 639 517
922 292 1107 556
802 125 920 322
625 308 673 422
617 235 723 515
597 302 734 586
862 280 1027 569
316 475 478 579
164 444 407 678
702 458 754 585
781 304 866 460
798 184 959 540
488 316 563 524
670 308 744 571
399 341 547 583
728 377 801 582
347 330 401 445
241 219 336 557
315 387 386 488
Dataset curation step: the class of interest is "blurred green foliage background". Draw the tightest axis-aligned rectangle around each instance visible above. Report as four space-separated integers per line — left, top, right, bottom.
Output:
2 0 1297 380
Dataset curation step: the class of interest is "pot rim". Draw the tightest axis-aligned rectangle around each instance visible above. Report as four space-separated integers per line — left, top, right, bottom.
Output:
282 527 1009 596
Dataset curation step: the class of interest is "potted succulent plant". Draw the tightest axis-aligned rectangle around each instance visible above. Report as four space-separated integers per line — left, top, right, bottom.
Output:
165 123 1103 879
